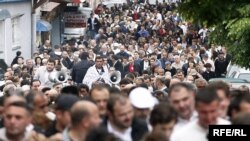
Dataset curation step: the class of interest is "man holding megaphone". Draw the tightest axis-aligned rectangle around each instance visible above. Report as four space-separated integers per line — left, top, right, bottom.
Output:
83 56 111 88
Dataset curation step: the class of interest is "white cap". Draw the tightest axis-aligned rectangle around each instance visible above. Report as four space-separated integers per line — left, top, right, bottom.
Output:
129 87 158 109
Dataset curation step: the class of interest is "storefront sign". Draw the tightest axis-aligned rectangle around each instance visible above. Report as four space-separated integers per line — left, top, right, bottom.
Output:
64 12 87 28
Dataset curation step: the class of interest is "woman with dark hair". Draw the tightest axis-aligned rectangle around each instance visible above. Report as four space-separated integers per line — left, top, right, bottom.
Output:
35 56 43 67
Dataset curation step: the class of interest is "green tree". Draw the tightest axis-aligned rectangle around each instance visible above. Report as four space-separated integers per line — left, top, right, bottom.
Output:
178 0 250 68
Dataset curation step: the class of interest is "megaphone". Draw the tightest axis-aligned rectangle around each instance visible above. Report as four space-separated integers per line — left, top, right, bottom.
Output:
109 71 121 85
48 71 68 83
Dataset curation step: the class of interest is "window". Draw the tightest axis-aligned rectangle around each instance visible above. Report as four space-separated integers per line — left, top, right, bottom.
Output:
230 71 236 78
11 17 21 47
238 73 250 82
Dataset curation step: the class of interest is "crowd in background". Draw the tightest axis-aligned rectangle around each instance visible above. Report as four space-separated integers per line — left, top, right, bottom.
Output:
0 0 250 141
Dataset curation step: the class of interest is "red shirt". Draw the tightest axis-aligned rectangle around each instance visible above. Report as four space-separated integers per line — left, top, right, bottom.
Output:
129 64 134 72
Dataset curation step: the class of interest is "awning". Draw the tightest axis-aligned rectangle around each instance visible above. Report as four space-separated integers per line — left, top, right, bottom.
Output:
36 20 52 32
0 9 11 20
40 2 60 12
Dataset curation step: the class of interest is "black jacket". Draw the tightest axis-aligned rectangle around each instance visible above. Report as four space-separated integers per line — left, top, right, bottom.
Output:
101 117 148 141
124 63 141 75
71 60 93 84
114 60 125 78
87 17 100 32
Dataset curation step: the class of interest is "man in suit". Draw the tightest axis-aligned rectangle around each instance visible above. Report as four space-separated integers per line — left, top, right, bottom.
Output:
71 52 93 84
87 13 100 39
112 55 125 78
101 94 148 141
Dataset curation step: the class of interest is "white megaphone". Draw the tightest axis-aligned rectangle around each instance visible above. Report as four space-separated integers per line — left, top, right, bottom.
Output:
48 71 68 83
109 71 121 85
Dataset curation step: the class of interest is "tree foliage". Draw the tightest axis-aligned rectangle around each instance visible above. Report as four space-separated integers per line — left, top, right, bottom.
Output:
178 0 250 68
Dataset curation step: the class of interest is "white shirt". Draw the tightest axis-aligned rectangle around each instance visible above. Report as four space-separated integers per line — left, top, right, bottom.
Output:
173 111 198 132
33 66 56 88
143 61 150 70
82 65 110 88
107 121 132 141
171 118 231 141
203 59 215 71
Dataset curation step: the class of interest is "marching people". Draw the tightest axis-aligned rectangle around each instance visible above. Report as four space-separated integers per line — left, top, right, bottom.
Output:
0 1 245 141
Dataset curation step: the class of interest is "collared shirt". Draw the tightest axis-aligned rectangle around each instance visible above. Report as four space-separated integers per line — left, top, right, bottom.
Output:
171 111 198 140
0 128 32 141
171 118 230 141
107 121 132 141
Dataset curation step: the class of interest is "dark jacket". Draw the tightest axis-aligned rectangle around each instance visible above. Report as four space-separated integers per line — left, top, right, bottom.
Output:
124 63 141 75
62 58 73 70
114 60 125 78
87 17 100 32
202 71 216 81
101 117 148 141
71 60 93 84
215 59 229 77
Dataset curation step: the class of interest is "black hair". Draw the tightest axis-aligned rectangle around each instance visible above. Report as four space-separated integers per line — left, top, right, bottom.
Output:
169 82 197 97
78 84 90 93
86 127 122 141
119 78 133 85
61 85 79 97
150 103 177 126
195 87 219 105
80 52 89 60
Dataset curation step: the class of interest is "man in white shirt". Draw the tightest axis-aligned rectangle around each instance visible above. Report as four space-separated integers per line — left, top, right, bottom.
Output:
171 87 231 141
168 82 197 139
83 56 110 88
33 58 56 88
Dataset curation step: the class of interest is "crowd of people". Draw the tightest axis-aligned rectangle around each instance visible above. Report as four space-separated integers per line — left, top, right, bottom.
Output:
0 0 250 141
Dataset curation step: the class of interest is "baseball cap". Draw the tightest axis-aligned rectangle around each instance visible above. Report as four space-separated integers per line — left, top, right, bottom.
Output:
129 87 158 109
55 94 79 111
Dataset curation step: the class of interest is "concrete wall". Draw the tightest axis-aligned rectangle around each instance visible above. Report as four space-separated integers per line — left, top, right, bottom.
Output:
0 1 32 66
51 16 61 47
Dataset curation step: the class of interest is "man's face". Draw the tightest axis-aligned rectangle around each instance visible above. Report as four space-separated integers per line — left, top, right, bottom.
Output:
4 72 12 81
79 88 88 98
176 72 184 81
26 60 33 68
144 79 151 86
196 100 219 129
153 120 176 139
62 52 68 59
217 89 229 118
169 88 194 119
46 62 55 72
34 95 48 113
31 81 41 91
158 69 165 76
110 100 134 130
128 57 134 64
54 84 63 94
91 89 110 117
4 106 31 136
56 110 71 129
134 107 150 121
86 105 101 129
95 59 103 69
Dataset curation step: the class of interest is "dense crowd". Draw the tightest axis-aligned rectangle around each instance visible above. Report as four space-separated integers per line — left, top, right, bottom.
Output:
0 1 250 141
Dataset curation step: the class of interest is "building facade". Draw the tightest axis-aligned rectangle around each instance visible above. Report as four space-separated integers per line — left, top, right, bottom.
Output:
0 0 32 66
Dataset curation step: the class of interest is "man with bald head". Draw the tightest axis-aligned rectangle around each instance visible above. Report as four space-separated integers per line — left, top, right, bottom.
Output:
62 100 101 141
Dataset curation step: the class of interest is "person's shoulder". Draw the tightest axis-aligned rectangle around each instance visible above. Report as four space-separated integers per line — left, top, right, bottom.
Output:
217 117 231 125
132 118 148 129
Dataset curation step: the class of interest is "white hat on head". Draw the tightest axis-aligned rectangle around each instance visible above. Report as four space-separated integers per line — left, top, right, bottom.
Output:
129 87 158 109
